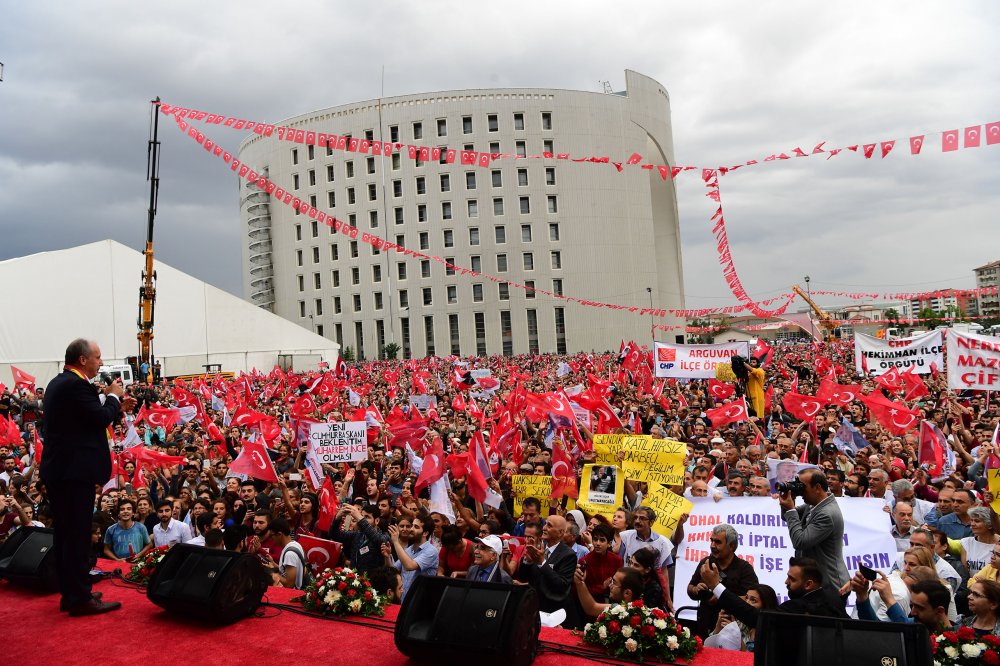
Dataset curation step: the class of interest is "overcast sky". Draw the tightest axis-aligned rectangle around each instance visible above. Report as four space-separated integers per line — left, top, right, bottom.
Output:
1 1 997 313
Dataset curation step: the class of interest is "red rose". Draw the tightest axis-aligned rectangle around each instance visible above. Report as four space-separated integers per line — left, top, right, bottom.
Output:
957 626 976 640
364 591 372 600
347 589 357 598
608 621 620 634
983 650 1000 666
695 636 703 649
641 625 656 637
942 632 957 643
347 573 355 580
652 608 666 619
630 615 642 627
337 581 348 591
676 625 684 636
631 600 644 608
334 567 343 574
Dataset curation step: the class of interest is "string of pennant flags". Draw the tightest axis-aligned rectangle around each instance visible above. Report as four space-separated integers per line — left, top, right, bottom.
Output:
163 102 1000 320
654 313 1000 334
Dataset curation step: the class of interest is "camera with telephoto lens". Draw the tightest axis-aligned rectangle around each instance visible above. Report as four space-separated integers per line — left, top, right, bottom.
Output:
775 479 806 496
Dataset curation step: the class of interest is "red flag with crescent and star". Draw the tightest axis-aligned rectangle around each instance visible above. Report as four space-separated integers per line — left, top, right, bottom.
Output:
229 438 279 482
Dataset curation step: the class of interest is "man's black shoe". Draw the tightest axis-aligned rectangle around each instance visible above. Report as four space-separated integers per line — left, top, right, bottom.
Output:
59 592 103 612
67 599 121 617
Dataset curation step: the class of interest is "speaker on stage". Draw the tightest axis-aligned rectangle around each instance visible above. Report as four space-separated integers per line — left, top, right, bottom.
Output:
394 576 541 666
0 526 58 592
754 610 932 666
146 544 267 624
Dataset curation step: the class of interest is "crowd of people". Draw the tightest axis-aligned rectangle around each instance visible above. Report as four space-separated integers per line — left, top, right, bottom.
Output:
1 335 999 650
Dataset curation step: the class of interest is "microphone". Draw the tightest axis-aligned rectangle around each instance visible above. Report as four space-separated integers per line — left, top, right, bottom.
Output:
100 372 114 385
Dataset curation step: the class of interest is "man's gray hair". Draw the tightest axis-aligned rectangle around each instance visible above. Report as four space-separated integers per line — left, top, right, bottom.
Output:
712 523 739 549
566 521 581 538
891 479 914 495
893 500 913 515
869 469 889 482
64 338 92 366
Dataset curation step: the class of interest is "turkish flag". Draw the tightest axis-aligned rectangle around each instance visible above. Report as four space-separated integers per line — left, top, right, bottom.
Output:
290 393 317 419
964 126 981 148
141 406 183 431
171 387 198 408
297 534 343 574
707 379 735 401
231 404 269 427
874 367 902 393
861 392 920 436
549 438 578 499
452 394 467 412
388 419 428 451
229 438 279 482
447 453 472 480
987 122 1000 146
910 136 924 154
11 366 35 390
414 438 446 493
316 475 339 533
620 342 642 372
901 369 929 401
705 399 748 428
942 130 959 152
918 420 947 477
781 392 824 422
816 380 863 407
880 141 895 158
524 391 576 424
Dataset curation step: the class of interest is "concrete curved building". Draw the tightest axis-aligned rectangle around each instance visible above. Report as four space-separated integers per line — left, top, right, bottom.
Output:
238 69 685 359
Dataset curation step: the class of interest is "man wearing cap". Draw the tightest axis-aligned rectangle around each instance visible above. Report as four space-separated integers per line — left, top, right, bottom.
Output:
467 535 513 584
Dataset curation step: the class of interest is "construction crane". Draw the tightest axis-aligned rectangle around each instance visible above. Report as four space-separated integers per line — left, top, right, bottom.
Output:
792 284 838 341
137 97 162 381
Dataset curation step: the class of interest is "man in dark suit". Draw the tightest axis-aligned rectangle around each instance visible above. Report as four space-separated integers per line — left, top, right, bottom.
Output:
699 556 848 627
41 339 132 616
514 515 576 613
466 535 514 584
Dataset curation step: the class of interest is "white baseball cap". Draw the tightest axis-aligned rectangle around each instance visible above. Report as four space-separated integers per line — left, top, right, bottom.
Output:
474 535 503 556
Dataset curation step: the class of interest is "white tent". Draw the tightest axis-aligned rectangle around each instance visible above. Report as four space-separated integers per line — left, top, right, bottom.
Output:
0 240 339 386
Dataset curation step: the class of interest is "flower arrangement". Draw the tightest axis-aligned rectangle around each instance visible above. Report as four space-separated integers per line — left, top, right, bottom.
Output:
124 545 171 585
582 601 701 663
299 567 385 617
932 627 1000 666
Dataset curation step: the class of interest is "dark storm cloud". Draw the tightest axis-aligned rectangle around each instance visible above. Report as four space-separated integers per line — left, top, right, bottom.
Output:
1 1 997 309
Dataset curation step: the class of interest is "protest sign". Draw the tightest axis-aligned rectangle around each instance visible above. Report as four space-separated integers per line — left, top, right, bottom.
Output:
620 438 687 486
854 330 943 376
945 329 1000 391
576 464 623 518
645 482 693 539
308 421 367 464
511 474 551 517
765 459 818 493
470 368 493 380
989 468 1000 514
571 404 593 430
303 443 326 490
409 394 437 410
672 497 896 614
653 341 750 379
593 433 647 466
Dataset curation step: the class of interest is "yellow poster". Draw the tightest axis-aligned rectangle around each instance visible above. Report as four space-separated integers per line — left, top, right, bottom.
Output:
645 482 694 539
576 463 624 518
511 474 552 517
988 469 1000 514
593 434 648 466
620 438 687 486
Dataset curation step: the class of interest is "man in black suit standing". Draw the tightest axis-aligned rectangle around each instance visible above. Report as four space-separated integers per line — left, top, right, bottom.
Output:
515 515 577 614
41 339 132 616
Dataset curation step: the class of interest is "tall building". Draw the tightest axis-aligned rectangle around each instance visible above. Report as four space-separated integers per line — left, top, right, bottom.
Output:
974 260 1000 318
238 70 685 359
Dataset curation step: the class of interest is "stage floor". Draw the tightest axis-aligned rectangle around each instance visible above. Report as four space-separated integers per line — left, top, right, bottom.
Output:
0 578 751 666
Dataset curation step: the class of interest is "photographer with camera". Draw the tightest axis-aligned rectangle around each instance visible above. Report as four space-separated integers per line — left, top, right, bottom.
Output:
777 468 850 603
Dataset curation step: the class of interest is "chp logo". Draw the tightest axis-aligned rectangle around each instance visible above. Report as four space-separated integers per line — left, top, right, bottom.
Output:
656 347 676 370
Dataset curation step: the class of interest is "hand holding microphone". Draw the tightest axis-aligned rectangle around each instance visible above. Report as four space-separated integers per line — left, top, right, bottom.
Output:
101 373 125 398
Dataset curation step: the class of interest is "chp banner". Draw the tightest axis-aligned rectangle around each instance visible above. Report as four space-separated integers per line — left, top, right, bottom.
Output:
672 497 896 613
653 341 751 379
308 421 368 464
576 464 624 519
854 330 944 376
946 329 1000 391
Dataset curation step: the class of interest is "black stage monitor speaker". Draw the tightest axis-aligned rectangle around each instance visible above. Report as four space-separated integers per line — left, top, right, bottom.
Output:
0 526 57 592
395 576 541 666
754 611 932 666
146 544 267 624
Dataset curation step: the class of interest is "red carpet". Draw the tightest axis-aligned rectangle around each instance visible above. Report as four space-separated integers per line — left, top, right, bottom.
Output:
0 579 752 666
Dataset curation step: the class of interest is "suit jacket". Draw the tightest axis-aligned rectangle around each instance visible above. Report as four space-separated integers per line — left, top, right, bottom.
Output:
40 369 121 485
784 494 850 590
717 585 849 629
466 563 514 585
515 541 576 612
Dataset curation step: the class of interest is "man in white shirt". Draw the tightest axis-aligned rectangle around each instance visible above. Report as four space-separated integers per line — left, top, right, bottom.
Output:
618 505 680 574
151 500 192 548
270 518 306 589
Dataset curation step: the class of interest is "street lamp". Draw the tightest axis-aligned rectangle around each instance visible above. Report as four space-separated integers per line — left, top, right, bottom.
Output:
804 275 815 339
646 287 654 344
